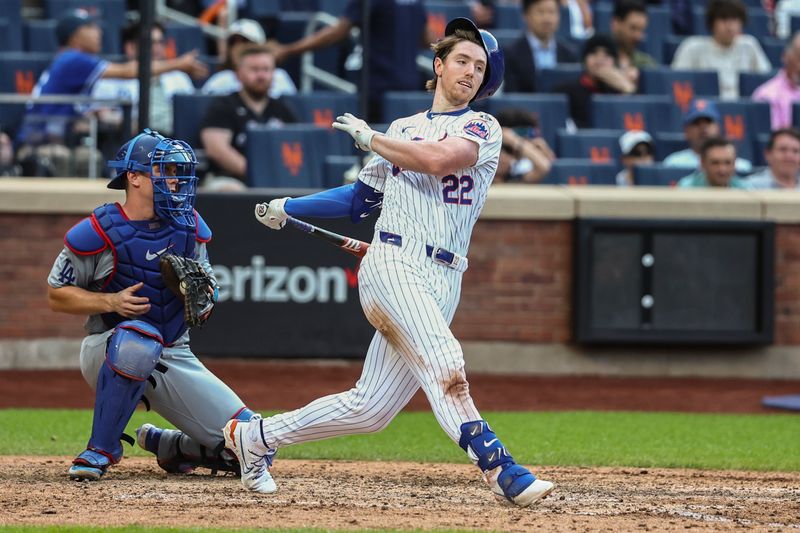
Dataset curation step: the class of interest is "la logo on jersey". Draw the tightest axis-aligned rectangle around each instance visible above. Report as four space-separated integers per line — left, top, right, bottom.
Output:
463 119 489 140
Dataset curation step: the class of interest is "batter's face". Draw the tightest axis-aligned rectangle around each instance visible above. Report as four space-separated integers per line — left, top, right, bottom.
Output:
435 40 487 105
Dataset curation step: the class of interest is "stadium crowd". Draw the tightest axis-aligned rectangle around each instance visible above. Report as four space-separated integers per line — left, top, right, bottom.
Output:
1 0 799 189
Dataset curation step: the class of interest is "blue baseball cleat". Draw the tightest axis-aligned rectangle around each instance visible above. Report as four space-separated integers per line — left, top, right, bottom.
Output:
485 463 555 506
136 423 195 474
68 449 113 481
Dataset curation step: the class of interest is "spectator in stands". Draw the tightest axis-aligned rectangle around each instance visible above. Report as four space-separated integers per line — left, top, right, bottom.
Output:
202 18 297 99
753 32 800 130
15 8 208 177
774 0 800 39
503 0 578 93
562 0 594 40
664 98 753 173
677 137 752 188
615 130 655 186
470 0 496 28
92 20 194 137
671 0 771 100
267 0 433 122
554 34 636 129
746 128 800 189
494 108 556 183
200 45 298 190
611 0 657 88
0 130 20 176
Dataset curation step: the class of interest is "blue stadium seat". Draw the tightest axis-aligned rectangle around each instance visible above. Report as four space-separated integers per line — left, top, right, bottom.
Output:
241 0 280 18
283 92 358 126
493 28 522 52
0 52 52 135
633 164 688 186
172 93 216 149
425 1 472 40
638 68 719 112
792 15 800 35
761 37 786 68
246 124 328 188
641 6 670 64
739 70 776 97
746 9 772 40
653 132 688 162
556 6 573 43
44 0 125 54
713 98 772 163
488 93 569 148
593 2 613 33
556 128 624 162
494 4 525 30
164 22 208 57
662 34 685 65
753 132 770 167
534 64 582 93
0 1 23 52
382 92 432 123
590 95 681 133
324 154 360 188
318 0 347 16
794 103 800 129
542 159 619 185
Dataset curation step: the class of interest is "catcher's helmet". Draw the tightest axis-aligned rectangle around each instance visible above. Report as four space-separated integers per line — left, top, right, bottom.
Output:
107 129 199 229
443 17 505 102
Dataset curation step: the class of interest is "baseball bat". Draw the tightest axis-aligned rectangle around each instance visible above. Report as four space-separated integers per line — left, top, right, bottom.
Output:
285 216 370 258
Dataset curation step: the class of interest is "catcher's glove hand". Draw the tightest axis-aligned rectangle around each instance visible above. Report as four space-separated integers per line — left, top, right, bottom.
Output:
159 254 219 328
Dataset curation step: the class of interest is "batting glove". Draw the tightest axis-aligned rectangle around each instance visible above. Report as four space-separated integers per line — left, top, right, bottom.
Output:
332 113 381 152
255 197 289 230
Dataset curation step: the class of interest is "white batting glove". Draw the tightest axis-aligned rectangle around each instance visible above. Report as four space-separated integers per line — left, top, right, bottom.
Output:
332 113 382 152
254 197 289 230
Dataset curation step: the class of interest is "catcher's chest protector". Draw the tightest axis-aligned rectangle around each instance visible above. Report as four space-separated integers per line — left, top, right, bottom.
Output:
93 203 196 344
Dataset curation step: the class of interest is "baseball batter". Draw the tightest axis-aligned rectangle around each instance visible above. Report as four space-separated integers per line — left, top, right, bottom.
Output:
225 18 554 506
47 129 256 480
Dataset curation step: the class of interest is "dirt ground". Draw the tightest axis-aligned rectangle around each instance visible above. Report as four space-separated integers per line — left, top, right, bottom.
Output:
1 360 799 531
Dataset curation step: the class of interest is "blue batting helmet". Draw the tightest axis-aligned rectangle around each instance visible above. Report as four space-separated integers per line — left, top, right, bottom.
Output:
107 129 199 229
443 18 505 102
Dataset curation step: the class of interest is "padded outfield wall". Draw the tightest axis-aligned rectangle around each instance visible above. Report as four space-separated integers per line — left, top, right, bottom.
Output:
2 179 800 379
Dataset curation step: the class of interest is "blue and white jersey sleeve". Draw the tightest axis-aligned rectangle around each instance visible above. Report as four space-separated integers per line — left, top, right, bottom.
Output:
356 121 399 192
449 111 502 169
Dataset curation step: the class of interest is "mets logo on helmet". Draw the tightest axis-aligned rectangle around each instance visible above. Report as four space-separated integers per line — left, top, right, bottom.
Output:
463 119 490 140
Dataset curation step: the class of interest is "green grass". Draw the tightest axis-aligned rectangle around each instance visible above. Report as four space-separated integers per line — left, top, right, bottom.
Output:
1 409 798 471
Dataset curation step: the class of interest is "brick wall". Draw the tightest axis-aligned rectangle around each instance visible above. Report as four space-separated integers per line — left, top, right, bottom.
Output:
2 213 795 346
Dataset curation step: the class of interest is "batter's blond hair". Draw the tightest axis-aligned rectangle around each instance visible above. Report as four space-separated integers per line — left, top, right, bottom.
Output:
425 29 483 93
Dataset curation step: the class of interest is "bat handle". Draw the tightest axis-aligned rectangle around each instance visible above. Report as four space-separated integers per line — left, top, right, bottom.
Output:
286 216 314 234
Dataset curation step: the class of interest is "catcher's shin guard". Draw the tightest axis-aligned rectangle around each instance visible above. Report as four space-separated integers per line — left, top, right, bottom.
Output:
459 420 554 506
71 321 162 480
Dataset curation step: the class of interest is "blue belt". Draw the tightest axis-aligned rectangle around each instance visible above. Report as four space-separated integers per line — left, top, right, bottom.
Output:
379 231 460 268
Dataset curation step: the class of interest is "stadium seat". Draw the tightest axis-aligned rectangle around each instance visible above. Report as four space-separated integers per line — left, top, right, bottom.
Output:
324 154 360 188
425 1 472 40
488 93 569 148
590 95 681 133
542 159 619 185
318 0 347 16
593 2 613 34
534 64 582 93
794 102 800 129
753 132 770 167
713 98 772 162
24 19 59 53
633 164 688 186
638 68 719 113
0 1 23 52
492 28 522 51
246 124 328 188
241 0 280 18
761 37 786 68
172 93 217 149
739 70 776 97
653 132 688 162
164 22 208 57
382 91 432 123
283 92 358 127
662 34 684 64
494 4 525 30
641 6 670 64
687 6 770 37
0 53 52 136
556 129 624 162
275 12 340 91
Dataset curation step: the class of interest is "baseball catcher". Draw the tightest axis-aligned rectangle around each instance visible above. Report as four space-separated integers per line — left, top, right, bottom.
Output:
47 129 257 480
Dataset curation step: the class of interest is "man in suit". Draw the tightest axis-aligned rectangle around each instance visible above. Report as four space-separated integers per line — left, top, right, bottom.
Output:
503 0 578 93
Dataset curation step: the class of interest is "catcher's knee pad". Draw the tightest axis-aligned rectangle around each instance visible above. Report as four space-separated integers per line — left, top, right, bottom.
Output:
458 420 515 472
85 321 163 462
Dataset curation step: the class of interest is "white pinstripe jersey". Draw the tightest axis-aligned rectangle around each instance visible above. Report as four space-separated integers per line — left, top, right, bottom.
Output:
358 108 502 257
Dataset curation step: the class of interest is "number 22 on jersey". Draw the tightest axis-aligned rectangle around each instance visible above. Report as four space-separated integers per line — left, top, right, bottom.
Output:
441 174 474 205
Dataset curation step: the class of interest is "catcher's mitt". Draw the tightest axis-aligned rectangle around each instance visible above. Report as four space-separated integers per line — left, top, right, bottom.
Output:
159 254 218 327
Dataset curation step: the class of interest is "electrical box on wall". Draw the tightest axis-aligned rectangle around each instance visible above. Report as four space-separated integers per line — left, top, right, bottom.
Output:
574 218 774 345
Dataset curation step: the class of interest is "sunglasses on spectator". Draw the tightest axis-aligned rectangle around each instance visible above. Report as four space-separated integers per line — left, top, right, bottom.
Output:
628 146 653 157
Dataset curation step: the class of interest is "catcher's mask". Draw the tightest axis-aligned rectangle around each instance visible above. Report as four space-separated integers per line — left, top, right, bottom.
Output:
440 17 505 102
107 129 199 229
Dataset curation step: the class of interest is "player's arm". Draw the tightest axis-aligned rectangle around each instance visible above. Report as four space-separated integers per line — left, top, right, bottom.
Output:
271 17 353 63
102 51 208 80
201 127 247 179
48 284 149 318
370 135 479 177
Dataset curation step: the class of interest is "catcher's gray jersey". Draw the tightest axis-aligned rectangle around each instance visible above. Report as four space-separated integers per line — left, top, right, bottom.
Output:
48 239 243 450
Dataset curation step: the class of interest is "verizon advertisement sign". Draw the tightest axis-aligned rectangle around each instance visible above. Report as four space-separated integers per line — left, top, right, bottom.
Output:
192 192 376 358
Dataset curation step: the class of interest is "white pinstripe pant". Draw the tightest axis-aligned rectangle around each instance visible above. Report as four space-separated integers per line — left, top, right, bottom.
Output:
258 240 481 447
